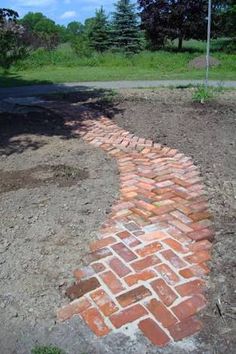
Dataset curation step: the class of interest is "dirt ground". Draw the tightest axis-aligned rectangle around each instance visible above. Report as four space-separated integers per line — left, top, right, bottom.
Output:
0 88 235 354
0 109 119 353
112 88 236 353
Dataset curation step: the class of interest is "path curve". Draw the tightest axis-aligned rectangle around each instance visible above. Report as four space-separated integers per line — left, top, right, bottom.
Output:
0 79 236 99
38 103 214 348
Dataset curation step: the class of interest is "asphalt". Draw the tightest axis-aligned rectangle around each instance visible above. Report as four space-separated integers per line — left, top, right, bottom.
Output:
0 80 236 99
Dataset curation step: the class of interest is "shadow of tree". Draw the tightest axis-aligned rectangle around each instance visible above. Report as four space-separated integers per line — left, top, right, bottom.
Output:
0 88 123 156
0 72 52 88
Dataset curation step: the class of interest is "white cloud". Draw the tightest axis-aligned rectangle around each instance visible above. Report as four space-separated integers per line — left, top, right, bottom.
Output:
60 10 76 19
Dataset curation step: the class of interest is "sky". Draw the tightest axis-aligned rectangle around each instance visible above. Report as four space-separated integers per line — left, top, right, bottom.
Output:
3 0 118 25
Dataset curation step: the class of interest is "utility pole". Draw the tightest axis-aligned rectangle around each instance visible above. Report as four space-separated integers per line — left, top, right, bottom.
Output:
205 0 212 88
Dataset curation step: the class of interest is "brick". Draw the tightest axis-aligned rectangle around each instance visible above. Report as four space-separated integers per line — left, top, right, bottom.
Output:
130 207 152 220
108 257 131 277
139 230 167 242
168 316 203 341
81 307 110 336
90 236 116 252
131 254 161 272
110 304 147 328
100 271 124 294
161 249 186 269
138 318 170 347
184 250 211 264
91 262 106 273
124 269 156 286
151 278 178 306
156 180 174 188
136 241 162 257
152 204 176 216
171 210 192 224
112 242 137 262
162 238 188 254
90 289 118 316
179 263 210 278
124 222 141 231
73 266 95 281
57 298 91 321
117 231 141 247
155 263 180 285
117 285 151 307
171 294 207 321
175 279 205 297
146 298 177 327
135 200 157 212
188 240 212 253
189 211 212 222
84 247 112 264
66 277 100 300
188 228 214 242
169 220 193 233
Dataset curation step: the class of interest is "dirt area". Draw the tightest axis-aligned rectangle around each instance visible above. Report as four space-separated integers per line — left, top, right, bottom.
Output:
0 88 235 354
0 109 119 353
112 88 236 353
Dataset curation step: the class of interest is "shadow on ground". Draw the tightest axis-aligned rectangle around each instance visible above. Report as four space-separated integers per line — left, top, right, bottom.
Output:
0 88 123 156
0 72 52 88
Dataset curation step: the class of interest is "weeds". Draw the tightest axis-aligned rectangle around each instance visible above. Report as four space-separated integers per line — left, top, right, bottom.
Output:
31 346 65 354
192 84 224 103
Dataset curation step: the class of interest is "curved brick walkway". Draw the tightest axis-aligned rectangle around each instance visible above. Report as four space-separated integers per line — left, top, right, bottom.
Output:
49 106 214 347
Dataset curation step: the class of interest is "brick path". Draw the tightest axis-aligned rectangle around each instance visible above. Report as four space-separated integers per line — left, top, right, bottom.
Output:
48 105 214 347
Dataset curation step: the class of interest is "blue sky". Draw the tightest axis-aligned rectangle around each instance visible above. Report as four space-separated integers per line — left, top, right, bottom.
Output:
3 0 119 25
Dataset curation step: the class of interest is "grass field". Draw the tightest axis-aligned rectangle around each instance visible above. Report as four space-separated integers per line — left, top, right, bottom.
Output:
1 40 235 87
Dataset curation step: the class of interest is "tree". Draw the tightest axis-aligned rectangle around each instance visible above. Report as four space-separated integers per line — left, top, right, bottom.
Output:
112 0 142 53
20 12 45 31
138 0 225 51
222 1 236 36
67 21 84 37
88 7 110 52
0 8 26 70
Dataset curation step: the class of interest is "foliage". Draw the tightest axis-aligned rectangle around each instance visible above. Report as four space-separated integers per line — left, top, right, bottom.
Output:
67 21 84 37
31 345 64 354
88 7 110 52
222 3 236 37
192 85 216 103
0 8 26 70
138 0 229 51
111 0 142 53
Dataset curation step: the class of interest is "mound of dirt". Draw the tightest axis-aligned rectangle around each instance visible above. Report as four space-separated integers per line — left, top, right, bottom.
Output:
189 55 220 69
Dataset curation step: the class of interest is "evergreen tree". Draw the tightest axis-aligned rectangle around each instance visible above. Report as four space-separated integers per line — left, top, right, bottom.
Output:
112 0 141 53
88 7 110 52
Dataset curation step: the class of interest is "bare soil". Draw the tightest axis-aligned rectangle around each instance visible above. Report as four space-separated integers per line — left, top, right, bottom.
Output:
112 88 236 353
0 88 235 354
0 108 119 354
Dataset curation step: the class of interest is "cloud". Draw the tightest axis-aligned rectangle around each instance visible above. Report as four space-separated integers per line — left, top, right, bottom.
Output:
60 10 76 19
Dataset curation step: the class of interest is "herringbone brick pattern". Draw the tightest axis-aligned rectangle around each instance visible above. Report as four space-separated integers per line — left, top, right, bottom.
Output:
44 103 213 347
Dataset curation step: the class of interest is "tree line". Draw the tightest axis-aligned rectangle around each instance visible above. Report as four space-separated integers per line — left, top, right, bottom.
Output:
0 0 235 70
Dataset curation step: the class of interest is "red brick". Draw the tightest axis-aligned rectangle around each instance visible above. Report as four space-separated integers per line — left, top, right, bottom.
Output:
100 271 124 294
179 263 210 278
130 207 153 220
84 247 112 264
90 236 116 252
66 277 100 300
73 266 95 281
189 211 212 222
146 299 177 328
168 316 203 341
131 254 161 272
136 182 155 191
116 285 151 307
175 279 205 297
117 230 131 239
151 278 178 306
171 294 207 321
117 231 141 247
90 289 118 316
184 250 211 264
161 249 186 269
188 228 214 242
81 307 110 336
135 200 157 213
57 298 91 321
112 242 137 262
110 304 147 328
138 318 170 347
136 241 162 257
139 230 167 242
188 240 212 253
108 257 131 277
162 238 188 254
91 262 106 273
155 263 180 285
152 204 176 216
169 219 193 233
124 269 156 286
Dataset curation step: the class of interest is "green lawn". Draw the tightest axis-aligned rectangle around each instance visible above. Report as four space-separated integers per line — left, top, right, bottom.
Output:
0 40 235 87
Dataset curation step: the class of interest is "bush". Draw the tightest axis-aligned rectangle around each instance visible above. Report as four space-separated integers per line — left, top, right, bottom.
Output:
192 85 216 103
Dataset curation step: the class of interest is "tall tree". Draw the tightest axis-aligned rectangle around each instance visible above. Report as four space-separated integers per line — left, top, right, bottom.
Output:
112 0 141 53
0 8 26 70
88 7 110 52
138 0 224 51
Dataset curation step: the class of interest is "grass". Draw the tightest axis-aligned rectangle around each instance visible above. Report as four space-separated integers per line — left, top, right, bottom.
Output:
31 346 65 354
0 39 235 87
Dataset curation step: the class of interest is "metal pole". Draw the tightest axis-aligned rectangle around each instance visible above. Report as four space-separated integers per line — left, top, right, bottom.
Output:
205 0 212 88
